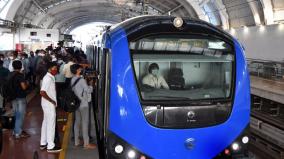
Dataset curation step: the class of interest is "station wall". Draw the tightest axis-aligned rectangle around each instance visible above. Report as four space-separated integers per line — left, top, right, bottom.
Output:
18 28 59 43
230 24 284 62
16 28 59 51
0 28 14 51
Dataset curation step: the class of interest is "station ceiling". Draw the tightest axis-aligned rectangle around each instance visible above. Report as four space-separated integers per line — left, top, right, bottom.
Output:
1 0 284 33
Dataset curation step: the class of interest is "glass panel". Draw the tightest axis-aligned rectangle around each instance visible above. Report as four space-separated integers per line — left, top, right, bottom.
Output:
130 35 234 101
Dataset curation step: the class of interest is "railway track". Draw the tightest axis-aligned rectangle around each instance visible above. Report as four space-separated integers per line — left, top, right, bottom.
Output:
250 110 284 159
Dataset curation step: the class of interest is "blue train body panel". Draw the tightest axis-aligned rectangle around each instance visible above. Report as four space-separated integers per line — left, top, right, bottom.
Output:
107 27 250 159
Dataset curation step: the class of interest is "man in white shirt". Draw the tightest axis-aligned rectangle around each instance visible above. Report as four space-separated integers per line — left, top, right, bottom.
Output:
40 62 62 153
62 57 75 86
142 63 169 89
8 51 24 72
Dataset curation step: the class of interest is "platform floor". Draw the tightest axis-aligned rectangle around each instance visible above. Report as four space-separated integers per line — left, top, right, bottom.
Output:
61 112 99 159
0 93 66 159
250 75 284 104
0 93 98 159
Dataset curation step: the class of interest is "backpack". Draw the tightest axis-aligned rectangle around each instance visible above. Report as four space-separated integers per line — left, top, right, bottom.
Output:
0 73 17 102
61 78 81 112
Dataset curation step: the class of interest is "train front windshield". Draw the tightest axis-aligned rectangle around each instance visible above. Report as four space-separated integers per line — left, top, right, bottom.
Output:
130 35 234 102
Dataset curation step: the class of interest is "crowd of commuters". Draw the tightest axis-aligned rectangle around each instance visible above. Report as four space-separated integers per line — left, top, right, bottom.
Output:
0 43 96 153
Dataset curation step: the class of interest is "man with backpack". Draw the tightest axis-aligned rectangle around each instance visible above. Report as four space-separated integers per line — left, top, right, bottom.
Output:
70 64 96 149
9 60 30 139
39 62 62 153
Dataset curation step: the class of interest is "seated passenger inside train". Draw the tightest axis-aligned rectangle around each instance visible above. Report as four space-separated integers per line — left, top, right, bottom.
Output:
142 63 169 89
135 58 232 100
131 37 233 100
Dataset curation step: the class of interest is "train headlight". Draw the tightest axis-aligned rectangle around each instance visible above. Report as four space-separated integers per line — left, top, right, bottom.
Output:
232 143 240 151
173 17 183 28
108 132 151 158
242 136 249 144
127 150 136 158
114 144 124 154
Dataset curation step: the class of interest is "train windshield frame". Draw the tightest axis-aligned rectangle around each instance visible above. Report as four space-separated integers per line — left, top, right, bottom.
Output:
129 34 235 104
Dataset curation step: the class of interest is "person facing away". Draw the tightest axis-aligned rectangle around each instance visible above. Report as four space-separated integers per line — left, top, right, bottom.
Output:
70 64 96 149
142 63 169 89
63 57 75 86
9 60 30 139
39 62 62 153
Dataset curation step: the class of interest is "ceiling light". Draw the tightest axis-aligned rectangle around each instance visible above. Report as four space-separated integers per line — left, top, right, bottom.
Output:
278 23 284 31
242 26 249 33
230 27 236 35
259 25 265 32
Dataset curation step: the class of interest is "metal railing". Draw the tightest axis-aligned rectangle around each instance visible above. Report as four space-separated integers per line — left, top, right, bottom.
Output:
0 18 15 28
247 58 284 80
0 18 42 29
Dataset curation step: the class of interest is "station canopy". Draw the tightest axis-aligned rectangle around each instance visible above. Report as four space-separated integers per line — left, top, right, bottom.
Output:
0 0 284 33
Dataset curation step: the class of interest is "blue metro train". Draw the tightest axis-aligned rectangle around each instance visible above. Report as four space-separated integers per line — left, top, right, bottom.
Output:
91 16 250 159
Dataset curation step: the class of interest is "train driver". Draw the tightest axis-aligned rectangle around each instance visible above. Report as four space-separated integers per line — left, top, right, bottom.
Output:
142 63 169 89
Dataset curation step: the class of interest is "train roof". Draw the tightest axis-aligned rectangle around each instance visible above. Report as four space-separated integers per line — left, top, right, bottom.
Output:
108 15 235 44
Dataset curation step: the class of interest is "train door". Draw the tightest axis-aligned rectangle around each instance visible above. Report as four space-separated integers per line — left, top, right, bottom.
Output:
93 47 111 158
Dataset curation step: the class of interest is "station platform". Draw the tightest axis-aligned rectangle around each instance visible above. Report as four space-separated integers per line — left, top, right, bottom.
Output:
0 92 99 159
250 75 284 104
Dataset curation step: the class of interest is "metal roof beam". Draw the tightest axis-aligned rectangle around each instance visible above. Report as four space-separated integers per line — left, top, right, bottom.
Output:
259 0 274 24
32 0 46 14
60 18 116 34
183 0 208 21
214 0 230 29
165 4 183 15
54 14 120 30
247 0 262 25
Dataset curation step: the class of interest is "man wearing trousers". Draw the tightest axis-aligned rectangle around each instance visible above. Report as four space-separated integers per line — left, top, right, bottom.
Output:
70 64 96 149
10 60 29 139
40 62 62 153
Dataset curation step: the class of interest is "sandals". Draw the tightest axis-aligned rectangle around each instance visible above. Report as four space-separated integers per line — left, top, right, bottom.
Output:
74 143 82 147
83 144 96 149
74 139 84 147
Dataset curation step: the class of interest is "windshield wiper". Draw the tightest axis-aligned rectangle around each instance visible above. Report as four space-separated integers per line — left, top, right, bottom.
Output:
150 96 191 100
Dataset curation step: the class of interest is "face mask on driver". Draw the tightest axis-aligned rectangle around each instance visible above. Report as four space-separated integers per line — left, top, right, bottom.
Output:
151 69 159 76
